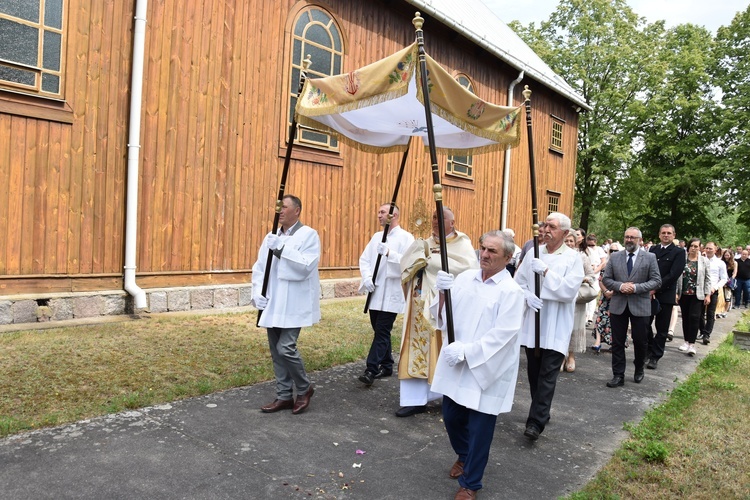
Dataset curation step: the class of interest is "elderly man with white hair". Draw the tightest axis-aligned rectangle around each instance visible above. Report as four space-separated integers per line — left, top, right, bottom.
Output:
515 212 584 441
430 230 525 500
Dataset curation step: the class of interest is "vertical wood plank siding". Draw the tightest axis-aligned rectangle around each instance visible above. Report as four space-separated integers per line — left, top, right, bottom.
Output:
0 0 578 293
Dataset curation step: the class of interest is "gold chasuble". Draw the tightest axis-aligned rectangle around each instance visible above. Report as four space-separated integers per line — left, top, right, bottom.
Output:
398 232 478 383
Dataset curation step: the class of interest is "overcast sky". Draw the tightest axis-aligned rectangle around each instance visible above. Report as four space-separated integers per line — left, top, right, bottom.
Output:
480 0 749 33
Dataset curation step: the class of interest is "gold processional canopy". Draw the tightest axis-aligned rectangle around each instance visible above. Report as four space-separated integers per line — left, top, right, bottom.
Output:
295 42 523 155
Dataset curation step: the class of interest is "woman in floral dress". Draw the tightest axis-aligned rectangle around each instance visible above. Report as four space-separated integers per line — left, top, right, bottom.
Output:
592 242 620 350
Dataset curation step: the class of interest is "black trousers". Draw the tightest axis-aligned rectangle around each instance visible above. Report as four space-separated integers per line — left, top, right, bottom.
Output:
699 290 718 339
524 347 565 432
365 309 396 374
648 303 674 361
679 294 703 343
610 305 649 377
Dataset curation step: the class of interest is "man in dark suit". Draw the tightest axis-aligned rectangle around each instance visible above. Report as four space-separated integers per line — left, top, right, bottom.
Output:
602 227 662 387
646 224 686 369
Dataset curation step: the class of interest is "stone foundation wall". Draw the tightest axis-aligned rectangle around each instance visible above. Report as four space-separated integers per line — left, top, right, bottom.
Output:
0 279 362 326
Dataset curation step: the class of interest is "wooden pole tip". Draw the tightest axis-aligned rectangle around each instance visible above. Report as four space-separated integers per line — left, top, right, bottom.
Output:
413 12 424 30
302 54 312 71
522 85 532 101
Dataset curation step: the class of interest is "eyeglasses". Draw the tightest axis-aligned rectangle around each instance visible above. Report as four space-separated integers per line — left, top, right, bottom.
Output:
624 236 639 240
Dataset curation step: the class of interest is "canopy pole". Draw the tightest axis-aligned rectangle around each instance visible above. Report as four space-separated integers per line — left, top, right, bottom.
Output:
522 85 541 358
364 140 412 314
413 12 456 344
257 55 312 327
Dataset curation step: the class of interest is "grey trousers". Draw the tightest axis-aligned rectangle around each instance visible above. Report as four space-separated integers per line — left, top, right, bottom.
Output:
267 327 311 400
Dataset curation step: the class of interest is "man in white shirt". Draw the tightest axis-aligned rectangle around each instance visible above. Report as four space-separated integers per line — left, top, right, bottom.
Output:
430 230 524 500
358 204 414 385
396 208 478 417
698 241 728 345
252 195 320 415
515 213 584 441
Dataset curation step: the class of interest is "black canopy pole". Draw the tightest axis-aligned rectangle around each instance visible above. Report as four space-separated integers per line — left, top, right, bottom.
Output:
522 85 541 358
364 140 412 314
413 13 456 344
256 55 312 327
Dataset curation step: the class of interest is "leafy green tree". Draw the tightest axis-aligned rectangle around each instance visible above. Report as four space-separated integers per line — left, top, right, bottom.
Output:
713 6 750 229
629 24 723 239
511 0 663 231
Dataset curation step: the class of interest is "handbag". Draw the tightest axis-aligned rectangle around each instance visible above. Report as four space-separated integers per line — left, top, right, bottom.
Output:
576 280 598 304
651 297 662 316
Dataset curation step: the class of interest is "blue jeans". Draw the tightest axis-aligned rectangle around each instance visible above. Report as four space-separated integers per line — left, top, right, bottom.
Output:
734 278 750 307
442 396 497 492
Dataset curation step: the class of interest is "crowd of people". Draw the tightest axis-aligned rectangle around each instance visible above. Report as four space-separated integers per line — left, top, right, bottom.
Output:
249 195 745 500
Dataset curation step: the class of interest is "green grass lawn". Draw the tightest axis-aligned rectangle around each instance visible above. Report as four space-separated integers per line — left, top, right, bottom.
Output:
0 299 391 437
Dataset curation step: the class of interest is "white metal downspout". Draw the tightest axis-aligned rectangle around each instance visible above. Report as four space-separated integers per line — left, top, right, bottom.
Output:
501 70 524 229
124 0 148 309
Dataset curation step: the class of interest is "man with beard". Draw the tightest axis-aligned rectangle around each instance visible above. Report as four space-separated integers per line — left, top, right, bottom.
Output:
603 227 661 387
646 224 686 370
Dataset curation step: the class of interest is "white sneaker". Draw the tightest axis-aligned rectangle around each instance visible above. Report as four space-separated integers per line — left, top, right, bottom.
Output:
688 345 697 356
678 342 689 352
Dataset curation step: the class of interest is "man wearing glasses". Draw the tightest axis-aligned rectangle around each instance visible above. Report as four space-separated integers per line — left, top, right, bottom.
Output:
602 227 661 387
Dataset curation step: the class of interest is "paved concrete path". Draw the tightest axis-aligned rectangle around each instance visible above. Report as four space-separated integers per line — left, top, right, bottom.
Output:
0 307 742 499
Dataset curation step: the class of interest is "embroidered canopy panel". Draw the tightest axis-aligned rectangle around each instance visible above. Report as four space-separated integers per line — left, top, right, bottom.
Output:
295 43 523 155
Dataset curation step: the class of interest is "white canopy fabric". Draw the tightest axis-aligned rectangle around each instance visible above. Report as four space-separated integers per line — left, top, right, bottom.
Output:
295 43 523 155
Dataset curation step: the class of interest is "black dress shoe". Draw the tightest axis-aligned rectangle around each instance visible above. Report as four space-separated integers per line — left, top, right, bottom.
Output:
606 376 625 388
702 337 710 345
646 358 658 370
395 405 426 417
358 371 375 386
634 370 644 383
523 424 540 441
373 367 393 379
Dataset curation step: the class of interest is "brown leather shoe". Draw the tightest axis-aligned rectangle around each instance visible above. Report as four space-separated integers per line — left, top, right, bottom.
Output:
449 460 464 479
292 385 315 414
454 486 477 499
260 398 294 413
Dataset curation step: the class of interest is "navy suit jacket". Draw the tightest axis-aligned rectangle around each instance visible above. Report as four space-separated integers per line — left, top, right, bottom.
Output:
649 243 686 305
